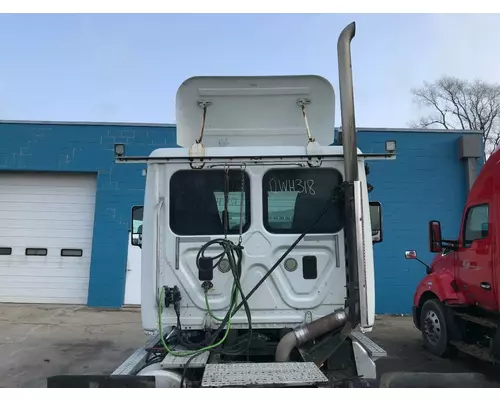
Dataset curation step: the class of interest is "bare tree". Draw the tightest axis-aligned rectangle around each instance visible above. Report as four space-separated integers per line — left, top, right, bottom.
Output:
410 76 500 157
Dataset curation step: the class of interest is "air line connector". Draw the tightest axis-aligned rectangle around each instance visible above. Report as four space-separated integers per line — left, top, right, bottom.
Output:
201 281 213 293
164 285 181 309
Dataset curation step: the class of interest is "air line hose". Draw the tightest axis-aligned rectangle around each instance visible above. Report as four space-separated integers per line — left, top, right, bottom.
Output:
158 286 234 357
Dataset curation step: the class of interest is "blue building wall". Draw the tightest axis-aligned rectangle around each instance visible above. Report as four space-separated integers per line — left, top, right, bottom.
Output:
0 122 177 307
0 122 482 313
356 129 482 314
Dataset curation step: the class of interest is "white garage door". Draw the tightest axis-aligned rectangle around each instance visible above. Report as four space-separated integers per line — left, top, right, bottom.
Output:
0 172 97 304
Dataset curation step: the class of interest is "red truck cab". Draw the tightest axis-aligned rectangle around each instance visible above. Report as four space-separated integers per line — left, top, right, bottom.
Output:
407 147 500 361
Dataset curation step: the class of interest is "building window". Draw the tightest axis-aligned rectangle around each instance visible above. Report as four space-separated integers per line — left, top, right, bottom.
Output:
61 249 83 257
170 169 251 236
26 248 47 256
263 168 344 234
463 204 489 246
0 247 12 255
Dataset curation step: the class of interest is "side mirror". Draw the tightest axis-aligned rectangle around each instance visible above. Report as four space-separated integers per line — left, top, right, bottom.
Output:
404 249 431 273
132 225 142 247
131 205 144 248
429 220 443 253
369 201 383 244
405 250 417 259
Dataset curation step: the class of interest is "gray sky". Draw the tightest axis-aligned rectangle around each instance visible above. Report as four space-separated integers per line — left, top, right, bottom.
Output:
0 13 498 128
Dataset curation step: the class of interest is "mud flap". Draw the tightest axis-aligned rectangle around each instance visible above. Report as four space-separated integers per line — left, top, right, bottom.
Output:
379 372 491 388
47 375 155 388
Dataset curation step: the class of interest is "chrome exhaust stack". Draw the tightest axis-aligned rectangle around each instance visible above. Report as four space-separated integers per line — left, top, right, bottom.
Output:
338 21 361 326
338 21 359 182
275 21 363 364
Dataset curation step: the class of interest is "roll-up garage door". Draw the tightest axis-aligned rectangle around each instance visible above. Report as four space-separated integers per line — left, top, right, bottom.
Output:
0 172 97 304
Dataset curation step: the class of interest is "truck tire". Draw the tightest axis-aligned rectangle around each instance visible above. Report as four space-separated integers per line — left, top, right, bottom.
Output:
420 299 453 357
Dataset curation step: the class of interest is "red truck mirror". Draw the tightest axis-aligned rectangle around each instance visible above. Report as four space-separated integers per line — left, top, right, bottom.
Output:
429 220 443 253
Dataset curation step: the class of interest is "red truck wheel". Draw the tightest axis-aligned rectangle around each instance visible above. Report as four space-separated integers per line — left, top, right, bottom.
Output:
420 299 454 357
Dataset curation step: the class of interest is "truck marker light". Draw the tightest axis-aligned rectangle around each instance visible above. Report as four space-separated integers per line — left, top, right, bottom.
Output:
218 259 231 273
284 258 298 272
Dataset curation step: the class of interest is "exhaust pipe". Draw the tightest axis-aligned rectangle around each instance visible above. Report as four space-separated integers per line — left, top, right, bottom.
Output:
275 22 359 362
338 21 358 182
337 22 361 326
275 309 347 362
274 22 360 363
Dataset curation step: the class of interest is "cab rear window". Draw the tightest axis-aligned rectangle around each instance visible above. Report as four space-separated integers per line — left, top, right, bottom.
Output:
263 168 344 234
170 169 250 236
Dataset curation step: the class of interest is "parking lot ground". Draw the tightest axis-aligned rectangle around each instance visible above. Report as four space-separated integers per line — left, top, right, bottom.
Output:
0 304 145 388
367 315 499 386
0 304 498 387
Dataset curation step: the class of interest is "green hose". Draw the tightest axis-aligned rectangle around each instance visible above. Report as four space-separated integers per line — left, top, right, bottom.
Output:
204 282 237 322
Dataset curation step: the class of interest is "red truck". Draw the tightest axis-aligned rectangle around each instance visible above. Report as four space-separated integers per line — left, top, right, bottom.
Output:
407 146 500 364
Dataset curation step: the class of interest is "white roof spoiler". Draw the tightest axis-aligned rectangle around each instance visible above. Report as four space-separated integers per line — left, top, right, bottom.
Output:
175 75 336 156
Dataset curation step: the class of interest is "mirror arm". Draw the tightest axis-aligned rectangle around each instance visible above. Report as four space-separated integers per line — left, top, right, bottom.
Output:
414 258 430 269
442 239 459 250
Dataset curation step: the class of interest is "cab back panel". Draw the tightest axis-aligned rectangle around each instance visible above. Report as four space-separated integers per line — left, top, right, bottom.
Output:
141 159 354 330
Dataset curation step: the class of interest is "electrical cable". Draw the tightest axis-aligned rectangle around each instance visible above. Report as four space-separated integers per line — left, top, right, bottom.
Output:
204 280 237 322
158 286 235 357
177 235 252 386
180 351 202 388
191 238 252 356
227 243 252 360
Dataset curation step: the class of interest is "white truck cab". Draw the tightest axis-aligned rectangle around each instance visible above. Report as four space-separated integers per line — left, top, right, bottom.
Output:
137 75 378 334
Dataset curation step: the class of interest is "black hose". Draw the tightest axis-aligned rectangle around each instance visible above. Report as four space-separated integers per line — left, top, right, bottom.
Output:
225 242 252 360
180 352 200 388
186 238 252 353
175 238 251 354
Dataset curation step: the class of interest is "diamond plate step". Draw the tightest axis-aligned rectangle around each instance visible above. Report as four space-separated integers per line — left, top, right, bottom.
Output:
201 362 328 387
161 349 210 369
349 330 387 359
